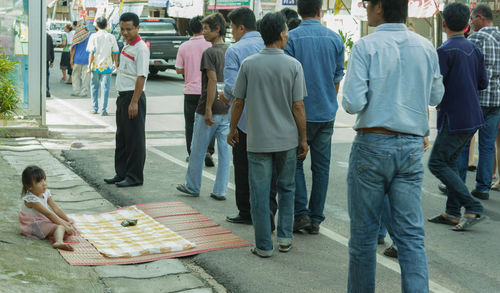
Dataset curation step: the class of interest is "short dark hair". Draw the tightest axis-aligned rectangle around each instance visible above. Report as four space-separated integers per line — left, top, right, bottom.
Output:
280 7 299 21
256 19 262 32
260 12 287 46
95 16 107 30
73 21 77 26
21 165 46 196
472 4 493 21
297 0 322 18
443 3 470 32
228 7 257 31
201 13 226 37
287 18 302 30
189 15 204 34
120 12 140 27
367 0 407 23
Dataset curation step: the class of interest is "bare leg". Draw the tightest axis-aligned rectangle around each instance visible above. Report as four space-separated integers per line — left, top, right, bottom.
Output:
61 69 66 81
51 225 73 251
468 136 476 167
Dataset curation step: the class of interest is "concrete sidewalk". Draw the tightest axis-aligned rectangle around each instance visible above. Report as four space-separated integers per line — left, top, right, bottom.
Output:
0 137 223 293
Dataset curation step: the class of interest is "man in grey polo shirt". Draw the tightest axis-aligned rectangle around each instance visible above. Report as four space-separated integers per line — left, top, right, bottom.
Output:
228 12 308 257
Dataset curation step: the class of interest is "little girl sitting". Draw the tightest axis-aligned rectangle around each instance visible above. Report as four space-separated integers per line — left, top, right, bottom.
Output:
18 165 75 251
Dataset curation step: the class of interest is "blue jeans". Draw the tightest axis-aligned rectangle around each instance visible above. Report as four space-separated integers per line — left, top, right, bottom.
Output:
459 107 500 192
185 113 230 196
347 133 428 293
248 149 296 256
378 196 392 240
91 72 111 113
428 125 483 218
295 121 334 223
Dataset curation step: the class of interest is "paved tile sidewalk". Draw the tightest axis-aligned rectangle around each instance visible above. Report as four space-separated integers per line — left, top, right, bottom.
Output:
0 137 219 293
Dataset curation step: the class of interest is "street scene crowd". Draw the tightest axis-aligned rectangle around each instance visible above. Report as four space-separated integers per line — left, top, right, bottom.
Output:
32 0 499 291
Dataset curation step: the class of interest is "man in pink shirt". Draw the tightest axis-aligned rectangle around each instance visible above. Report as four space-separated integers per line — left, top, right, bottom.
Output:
176 16 215 166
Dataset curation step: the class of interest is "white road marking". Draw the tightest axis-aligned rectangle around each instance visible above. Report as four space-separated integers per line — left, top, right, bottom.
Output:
48 97 454 293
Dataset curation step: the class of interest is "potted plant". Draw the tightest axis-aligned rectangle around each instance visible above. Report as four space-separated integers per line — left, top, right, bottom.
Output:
0 47 21 125
338 30 354 69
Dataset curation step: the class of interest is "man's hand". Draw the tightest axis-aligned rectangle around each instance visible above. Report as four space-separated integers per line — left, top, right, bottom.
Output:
227 128 239 147
424 136 430 152
87 66 91 74
70 59 74 68
219 92 230 104
204 110 215 126
297 139 309 159
50 62 54 68
128 102 138 119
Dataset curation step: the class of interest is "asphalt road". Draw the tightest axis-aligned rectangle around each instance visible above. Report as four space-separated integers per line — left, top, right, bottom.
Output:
42 52 500 293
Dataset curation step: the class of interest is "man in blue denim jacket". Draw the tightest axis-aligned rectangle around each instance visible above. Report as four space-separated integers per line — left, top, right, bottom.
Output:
285 0 344 234
342 0 444 291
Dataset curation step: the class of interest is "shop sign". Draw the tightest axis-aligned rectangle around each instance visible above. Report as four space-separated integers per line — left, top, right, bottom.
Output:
207 0 251 10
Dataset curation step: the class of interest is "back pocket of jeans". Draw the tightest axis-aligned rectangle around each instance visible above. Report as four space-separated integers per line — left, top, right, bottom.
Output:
355 145 391 183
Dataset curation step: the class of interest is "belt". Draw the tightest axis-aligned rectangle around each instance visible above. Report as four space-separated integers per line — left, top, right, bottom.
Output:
357 127 416 136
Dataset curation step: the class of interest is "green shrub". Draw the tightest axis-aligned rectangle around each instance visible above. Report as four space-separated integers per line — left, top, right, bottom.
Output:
0 49 21 120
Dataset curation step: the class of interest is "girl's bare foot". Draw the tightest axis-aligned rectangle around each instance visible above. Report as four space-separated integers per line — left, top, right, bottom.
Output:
53 242 74 251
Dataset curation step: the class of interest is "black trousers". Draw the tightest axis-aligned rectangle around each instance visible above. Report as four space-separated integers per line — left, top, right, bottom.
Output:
115 91 146 183
233 128 277 218
184 94 214 155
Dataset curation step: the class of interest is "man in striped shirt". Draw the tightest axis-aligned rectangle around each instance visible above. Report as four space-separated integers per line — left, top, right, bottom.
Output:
461 4 500 201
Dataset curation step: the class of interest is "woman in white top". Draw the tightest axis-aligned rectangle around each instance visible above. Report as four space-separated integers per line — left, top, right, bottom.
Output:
18 166 75 251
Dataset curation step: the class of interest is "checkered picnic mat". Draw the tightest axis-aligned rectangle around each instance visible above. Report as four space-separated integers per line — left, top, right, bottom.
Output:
70 206 195 258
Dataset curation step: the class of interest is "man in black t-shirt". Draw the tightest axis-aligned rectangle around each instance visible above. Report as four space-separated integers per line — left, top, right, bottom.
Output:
176 13 231 201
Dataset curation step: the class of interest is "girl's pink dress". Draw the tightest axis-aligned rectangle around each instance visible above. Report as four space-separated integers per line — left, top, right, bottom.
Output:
18 190 58 240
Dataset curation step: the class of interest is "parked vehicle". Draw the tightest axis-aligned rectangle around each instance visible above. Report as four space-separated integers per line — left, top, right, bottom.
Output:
114 18 190 75
47 20 69 47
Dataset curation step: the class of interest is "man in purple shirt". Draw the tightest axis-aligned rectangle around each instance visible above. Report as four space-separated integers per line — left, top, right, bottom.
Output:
428 2 488 231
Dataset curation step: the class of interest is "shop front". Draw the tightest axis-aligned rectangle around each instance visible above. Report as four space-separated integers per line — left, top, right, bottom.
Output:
0 0 46 125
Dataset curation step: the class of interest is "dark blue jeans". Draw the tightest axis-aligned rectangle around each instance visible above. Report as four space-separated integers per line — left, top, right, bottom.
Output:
459 106 500 192
428 125 483 218
294 121 334 223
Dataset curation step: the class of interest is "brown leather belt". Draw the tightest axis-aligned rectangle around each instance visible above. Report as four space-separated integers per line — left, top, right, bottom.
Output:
357 127 415 136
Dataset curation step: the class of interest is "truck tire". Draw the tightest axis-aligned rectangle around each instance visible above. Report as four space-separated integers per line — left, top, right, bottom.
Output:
149 68 159 76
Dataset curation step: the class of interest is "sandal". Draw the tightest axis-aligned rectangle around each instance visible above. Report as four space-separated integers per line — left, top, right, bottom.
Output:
176 184 199 197
250 247 271 258
491 183 500 191
428 214 459 226
453 215 486 231
279 244 292 253
210 193 226 201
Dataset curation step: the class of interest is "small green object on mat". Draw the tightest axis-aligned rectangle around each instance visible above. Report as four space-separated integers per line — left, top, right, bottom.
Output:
121 219 138 227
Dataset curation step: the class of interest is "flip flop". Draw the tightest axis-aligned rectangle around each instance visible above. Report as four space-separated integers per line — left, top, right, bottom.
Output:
176 184 199 197
210 193 226 201
428 214 459 226
453 215 486 231
250 247 271 258
279 244 292 253
491 183 500 191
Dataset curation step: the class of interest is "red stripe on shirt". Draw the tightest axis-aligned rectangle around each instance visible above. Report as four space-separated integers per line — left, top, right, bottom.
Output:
121 51 135 61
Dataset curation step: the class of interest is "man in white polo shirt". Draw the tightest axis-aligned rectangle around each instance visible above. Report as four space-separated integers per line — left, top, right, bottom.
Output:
104 12 150 187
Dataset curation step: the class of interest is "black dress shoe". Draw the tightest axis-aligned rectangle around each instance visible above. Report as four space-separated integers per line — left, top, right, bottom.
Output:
104 175 123 184
115 178 142 187
471 189 489 200
226 214 252 224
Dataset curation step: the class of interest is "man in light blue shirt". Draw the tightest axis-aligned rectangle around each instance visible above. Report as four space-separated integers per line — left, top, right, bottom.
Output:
342 0 444 291
285 0 345 235
222 7 265 225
